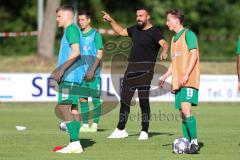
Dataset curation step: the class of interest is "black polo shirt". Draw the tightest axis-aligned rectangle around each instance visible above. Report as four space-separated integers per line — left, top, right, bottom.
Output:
126 25 165 72
127 25 164 62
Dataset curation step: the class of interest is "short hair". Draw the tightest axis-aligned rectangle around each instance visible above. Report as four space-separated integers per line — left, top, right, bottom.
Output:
136 6 150 14
56 5 75 14
79 10 91 18
166 9 184 24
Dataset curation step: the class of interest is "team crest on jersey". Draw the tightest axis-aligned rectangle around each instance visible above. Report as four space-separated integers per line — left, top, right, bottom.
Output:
83 45 90 51
172 51 183 58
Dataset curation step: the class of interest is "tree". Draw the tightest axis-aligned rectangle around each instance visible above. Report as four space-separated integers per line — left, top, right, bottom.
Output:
38 0 60 58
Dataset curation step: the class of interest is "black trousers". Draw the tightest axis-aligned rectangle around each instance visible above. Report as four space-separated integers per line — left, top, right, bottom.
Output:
117 70 153 132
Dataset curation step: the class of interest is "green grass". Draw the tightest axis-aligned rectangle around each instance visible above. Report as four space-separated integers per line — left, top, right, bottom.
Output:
0 102 240 160
0 55 237 74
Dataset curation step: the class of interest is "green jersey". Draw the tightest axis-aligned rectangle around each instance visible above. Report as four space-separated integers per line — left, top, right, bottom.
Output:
237 37 240 55
82 28 103 50
174 28 197 51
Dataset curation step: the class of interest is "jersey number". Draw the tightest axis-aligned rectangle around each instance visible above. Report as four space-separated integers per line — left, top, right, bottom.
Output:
186 88 193 98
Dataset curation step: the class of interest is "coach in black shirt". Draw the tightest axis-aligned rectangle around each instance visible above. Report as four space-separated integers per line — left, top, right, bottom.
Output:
103 7 168 140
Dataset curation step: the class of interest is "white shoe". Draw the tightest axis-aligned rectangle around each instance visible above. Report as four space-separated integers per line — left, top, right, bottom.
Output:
89 123 98 132
107 128 128 139
138 131 148 140
56 141 83 154
80 124 90 132
190 139 198 145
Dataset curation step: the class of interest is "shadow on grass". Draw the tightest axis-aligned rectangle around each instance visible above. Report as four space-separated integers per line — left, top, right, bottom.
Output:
80 138 96 149
129 132 174 137
199 142 204 150
97 129 107 132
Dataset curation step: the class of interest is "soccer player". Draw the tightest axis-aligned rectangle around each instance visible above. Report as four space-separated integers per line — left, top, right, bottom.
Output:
53 5 85 153
78 10 104 132
159 9 200 153
103 7 168 140
237 37 240 91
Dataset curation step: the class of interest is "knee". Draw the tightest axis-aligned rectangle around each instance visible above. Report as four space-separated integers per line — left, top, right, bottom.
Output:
120 99 131 107
180 109 191 119
139 98 149 107
79 98 88 103
92 98 101 107
71 109 79 114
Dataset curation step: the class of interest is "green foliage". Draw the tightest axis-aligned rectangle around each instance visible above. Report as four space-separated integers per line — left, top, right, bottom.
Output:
0 0 37 56
0 37 37 56
0 0 240 60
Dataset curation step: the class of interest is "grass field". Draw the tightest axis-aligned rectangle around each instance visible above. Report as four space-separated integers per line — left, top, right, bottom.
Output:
0 55 237 74
0 102 240 160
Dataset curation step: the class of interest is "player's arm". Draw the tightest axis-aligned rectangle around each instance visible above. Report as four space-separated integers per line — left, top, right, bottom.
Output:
159 63 172 88
179 30 198 86
179 49 198 86
159 39 169 60
86 32 104 81
86 49 103 81
102 11 128 36
55 44 80 82
237 55 240 91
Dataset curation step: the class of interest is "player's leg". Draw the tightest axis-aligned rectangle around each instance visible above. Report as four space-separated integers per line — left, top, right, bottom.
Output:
138 86 151 140
71 95 81 140
57 105 83 153
88 77 102 132
179 87 199 154
56 82 83 153
79 97 90 132
175 90 191 141
78 80 90 132
117 78 135 130
108 77 135 138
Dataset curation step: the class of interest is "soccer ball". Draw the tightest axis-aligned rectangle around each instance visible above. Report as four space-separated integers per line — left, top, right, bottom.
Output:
59 121 68 132
172 137 190 154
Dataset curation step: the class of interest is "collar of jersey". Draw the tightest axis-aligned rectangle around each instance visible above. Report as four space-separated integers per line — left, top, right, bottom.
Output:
82 28 94 37
174 28 187 42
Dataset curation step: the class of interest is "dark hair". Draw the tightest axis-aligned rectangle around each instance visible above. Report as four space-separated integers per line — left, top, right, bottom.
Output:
136 6 150 14
56 5 75 14
79 10 91 18
166 9 184 24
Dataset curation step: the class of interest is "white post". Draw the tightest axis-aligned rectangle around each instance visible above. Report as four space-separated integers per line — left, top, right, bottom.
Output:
38 0 44 39
72 0 78 24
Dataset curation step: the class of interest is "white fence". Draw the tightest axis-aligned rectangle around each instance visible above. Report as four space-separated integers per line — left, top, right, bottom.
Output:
0 73 239 102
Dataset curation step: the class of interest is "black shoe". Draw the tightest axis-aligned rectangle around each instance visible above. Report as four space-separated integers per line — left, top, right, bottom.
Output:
188 143 200 154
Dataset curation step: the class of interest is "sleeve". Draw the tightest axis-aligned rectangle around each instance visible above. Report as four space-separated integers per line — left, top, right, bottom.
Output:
94 32 104 50
185 30 197 51
66 25 80 45
127 25 136 37
237 37 240 55
153 27 165 43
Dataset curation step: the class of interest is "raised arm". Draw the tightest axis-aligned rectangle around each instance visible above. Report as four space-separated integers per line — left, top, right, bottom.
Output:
102 11 128 36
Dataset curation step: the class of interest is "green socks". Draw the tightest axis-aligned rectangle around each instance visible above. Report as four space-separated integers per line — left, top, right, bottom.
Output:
92 98 101 124
80 101 89 124
182 121 190 141
185 116 197 140
74 120 80 137
66 120 80 142
80 98 101 124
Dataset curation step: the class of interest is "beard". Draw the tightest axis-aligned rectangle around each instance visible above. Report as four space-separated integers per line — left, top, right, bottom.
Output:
136 20 146 29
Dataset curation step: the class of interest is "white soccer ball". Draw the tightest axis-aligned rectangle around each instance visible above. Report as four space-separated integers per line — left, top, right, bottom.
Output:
172 137 190 154
59 121 68 132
